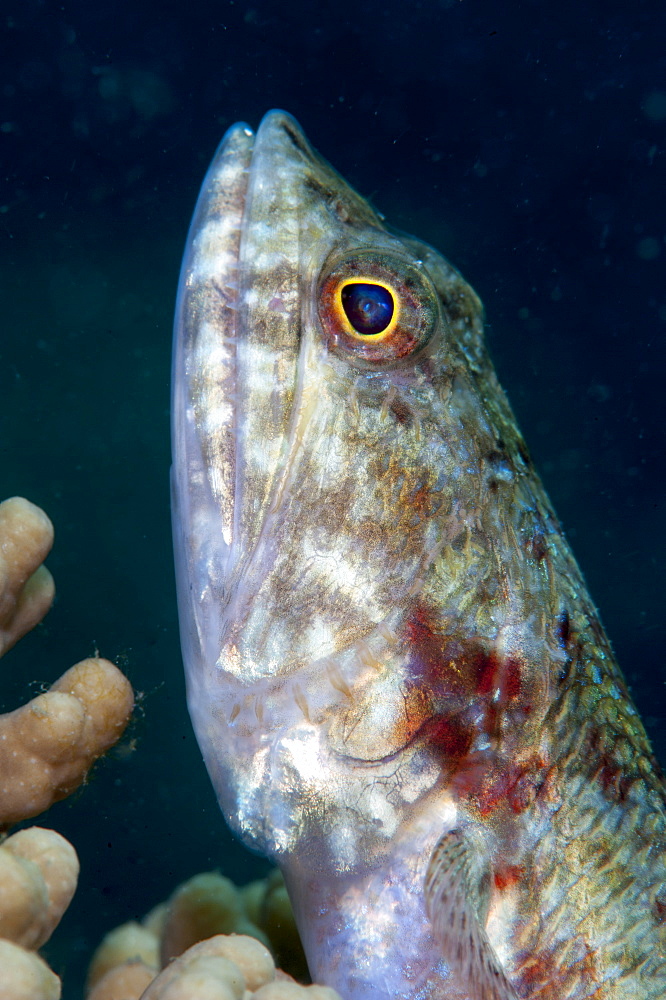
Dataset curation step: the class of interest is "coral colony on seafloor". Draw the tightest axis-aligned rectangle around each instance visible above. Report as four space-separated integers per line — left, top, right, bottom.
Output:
0 497 339 1000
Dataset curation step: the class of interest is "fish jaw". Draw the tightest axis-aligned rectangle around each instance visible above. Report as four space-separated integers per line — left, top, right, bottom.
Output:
173 111 463 826
171 118 252 694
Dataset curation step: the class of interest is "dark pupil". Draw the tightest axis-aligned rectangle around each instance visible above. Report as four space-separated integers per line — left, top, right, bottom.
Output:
341 282 394 335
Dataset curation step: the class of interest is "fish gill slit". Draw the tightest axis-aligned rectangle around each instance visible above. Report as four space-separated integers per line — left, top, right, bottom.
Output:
281 120 314 159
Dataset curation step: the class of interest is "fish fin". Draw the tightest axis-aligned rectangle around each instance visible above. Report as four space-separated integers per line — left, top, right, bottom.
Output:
425 829 518 1000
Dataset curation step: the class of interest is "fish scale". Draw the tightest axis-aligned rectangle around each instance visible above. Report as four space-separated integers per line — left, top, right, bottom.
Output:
172 110 666 999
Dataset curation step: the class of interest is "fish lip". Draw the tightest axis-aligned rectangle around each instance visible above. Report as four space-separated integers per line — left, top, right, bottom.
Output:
255 108 311 147
172 111 315 684
171 119 256 675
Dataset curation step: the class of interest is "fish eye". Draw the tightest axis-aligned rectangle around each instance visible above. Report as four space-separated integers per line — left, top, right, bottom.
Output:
340 282 395 337
318 249 440 368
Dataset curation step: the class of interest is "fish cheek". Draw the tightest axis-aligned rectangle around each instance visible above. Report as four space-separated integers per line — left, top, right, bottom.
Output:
325 656 428 763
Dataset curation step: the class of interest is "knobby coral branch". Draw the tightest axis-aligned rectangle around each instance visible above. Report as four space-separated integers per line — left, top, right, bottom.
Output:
0 496 134 998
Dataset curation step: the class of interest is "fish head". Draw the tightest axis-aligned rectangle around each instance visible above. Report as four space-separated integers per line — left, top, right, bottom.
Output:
172 111 550 863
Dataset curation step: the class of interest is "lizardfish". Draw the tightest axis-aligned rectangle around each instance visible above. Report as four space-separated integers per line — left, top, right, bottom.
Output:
171 111 666 999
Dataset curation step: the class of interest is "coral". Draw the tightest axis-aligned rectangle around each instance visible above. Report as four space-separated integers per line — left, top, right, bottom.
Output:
0 938 61 1000
0 497 134 999
0 496 134 830
86 870 334 1000
0 827 78 949
88 933 341 1000
0 657 135 829
0 827 78 1000
159 873 269 963
0 497 55 659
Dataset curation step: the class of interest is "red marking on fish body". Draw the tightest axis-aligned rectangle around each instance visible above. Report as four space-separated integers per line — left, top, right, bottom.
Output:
653 892 666 924
425 714 474 760
515 938 600 998
494 865 525 891
475 649 500 695
403 602 445 680
598 754 632 803
476 756 547 817
525 528 548 562
587 726 636 804
400 602 538 802
505 657 522 700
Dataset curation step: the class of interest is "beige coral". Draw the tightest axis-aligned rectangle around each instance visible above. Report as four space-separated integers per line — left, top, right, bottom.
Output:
0 497 134 830
0 496 135 999
0 497 55 658
0 827 78 1000
86 870 338 1000
0 827 78 949
160 873 271 966
0 938 61 1000
0 656 135 829
89 933 342 1000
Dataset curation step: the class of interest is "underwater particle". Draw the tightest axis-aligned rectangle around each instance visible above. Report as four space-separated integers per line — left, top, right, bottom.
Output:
642 91 666 122
95 67 174 121
587 382 612 404
635 237 661 261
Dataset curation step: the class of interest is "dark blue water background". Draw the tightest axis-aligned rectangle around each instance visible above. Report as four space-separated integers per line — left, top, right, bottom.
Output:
1 2 664 995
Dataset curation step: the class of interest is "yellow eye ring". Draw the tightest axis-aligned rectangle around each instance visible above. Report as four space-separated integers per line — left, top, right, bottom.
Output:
318 248 441 368
333 277 401 342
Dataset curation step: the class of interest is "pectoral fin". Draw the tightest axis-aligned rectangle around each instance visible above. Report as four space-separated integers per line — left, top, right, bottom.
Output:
424 829 518 1000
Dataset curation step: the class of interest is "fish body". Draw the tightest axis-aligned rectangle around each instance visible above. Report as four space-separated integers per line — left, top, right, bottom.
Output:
171 111 666 999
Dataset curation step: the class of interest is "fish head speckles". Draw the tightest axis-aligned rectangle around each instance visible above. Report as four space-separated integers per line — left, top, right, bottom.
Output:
226 116 483 642
173 110 553 855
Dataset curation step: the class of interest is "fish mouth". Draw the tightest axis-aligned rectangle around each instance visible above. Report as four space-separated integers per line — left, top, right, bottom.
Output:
173 111 400 691
171 117 251 672
171 111 323 678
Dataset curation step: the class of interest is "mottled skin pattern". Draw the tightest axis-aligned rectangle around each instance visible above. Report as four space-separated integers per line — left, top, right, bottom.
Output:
172 112 666 999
